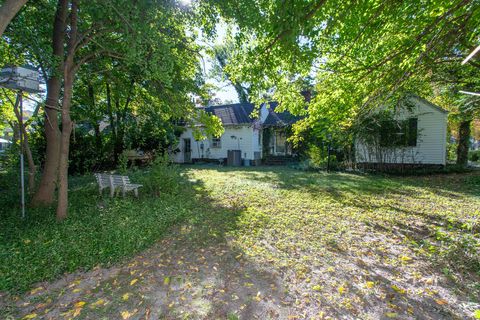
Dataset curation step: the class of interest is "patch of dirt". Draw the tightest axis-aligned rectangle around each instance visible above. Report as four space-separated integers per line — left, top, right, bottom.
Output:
0 228 291 320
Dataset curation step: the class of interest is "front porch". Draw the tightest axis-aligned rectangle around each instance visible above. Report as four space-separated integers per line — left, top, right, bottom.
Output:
261 127 298 165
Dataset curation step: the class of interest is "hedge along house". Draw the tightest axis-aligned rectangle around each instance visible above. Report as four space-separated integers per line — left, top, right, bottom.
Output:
171 102 301 165
355 95 448 169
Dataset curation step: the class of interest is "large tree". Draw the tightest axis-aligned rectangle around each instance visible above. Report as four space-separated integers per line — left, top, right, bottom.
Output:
201 0 479 139
3 0 219 219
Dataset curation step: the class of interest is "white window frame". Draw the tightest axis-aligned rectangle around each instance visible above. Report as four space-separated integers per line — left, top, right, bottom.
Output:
211 137 221 148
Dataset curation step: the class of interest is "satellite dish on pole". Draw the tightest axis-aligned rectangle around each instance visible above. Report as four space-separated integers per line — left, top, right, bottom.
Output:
0 65 42 219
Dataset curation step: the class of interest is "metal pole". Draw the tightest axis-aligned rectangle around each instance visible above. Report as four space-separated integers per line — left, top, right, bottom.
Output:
19 91 25 219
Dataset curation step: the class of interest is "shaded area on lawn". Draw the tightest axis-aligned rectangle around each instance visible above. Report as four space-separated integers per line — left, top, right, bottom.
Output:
1 175 290 319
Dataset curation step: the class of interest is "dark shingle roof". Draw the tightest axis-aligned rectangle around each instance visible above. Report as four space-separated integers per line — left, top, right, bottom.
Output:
204 103 255 125
263 102 302 126
203 101 301 126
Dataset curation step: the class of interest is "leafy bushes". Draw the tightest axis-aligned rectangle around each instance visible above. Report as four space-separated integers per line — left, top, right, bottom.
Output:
140 154 185 196
301 144 339 171
469 150 480 162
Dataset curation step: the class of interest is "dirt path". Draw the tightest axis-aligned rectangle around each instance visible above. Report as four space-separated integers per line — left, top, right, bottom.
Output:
3 224 477 320
1 226 291 320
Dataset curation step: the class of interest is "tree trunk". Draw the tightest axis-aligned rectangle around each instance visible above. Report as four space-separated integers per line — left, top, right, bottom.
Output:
0 0 28 37
56 0 78 221
31 0 68 206
56 70 74 220
113 79 135 162
13 95 36 192
456 119 471 166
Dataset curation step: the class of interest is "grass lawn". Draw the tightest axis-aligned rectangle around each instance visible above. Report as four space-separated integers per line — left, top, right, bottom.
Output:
1 166 479 319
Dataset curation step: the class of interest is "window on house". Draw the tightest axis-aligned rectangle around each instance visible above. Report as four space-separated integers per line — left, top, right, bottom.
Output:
211 137 221 148
379 117 418 147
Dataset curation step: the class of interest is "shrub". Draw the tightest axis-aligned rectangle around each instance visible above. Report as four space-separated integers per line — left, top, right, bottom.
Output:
140 154 185 196
447 142 457 162
306 145 338 170
117 151 129 174
469 150 480 162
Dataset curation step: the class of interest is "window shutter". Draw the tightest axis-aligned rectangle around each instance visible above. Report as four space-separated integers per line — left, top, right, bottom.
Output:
407 118 418 146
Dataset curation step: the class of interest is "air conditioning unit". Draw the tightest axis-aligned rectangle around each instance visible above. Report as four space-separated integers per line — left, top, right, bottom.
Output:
0 65 41 93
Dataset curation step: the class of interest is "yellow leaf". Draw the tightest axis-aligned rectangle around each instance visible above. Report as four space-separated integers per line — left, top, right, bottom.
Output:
74 301 86 308
312 285 322 292
163 277 170 286
91 299 105 307
399 255 412 262
435 298 448 305
72 288 81 293
168 302 175 308
22 313 37 320
338 286 346 294
121 309 137 319
30 287 43 295
130 279 138 286
474 310 480 319
366 281 375 288
122 293 130 301
385 312 398 318
391 285 406 294
73 308 82 317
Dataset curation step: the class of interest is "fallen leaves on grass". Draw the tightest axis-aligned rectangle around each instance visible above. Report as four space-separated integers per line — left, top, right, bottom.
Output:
391 285 406 294
120 309 138 319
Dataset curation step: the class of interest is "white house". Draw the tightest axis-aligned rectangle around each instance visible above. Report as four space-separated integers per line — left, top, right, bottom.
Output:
355 95 448 167
172 102 300 165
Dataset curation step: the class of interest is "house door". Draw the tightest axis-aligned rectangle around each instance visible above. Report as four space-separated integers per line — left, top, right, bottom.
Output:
183 138 192 163
275 131 286 155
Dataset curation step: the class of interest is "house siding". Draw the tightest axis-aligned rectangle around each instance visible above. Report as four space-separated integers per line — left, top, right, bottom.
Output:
356 96 447 165
172 125 257 163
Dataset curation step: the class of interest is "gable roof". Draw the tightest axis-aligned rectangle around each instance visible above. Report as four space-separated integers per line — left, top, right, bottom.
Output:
410 95 448 114
263 102 303 126
203 103 255 125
